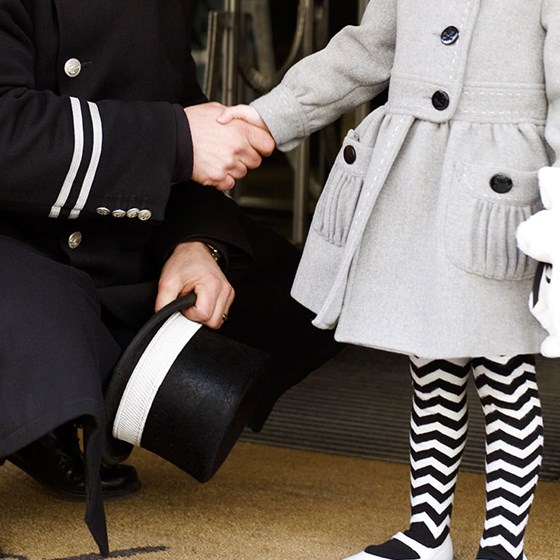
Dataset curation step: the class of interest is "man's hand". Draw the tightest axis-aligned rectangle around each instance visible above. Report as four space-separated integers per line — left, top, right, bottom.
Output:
185 102 275 191
155 241 234 329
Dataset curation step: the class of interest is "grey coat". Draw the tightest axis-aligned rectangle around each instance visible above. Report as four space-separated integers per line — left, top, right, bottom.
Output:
252 0 560 358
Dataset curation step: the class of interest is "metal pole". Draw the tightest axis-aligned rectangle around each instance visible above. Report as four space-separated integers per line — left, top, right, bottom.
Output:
204 11 225 99
223 0 240 106
292 0 315 246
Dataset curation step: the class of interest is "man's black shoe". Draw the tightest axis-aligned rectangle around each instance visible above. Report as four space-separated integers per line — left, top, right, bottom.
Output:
7 430 141 501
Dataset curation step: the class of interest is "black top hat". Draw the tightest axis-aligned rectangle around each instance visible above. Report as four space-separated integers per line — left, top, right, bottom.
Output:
104 293 271 482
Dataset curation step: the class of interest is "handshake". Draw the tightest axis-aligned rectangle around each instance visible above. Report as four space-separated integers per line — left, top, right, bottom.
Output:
185 101 274 191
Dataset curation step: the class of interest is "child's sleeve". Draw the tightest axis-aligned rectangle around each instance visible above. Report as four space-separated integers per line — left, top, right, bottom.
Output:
251 0 397 152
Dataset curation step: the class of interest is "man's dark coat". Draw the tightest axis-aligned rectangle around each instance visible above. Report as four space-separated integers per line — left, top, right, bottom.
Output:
0 0 341 552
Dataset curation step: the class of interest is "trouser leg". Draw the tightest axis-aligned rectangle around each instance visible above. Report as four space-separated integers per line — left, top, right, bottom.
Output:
222 215 344 430
473 355 543 560
0 237 121 454
0 236 122 554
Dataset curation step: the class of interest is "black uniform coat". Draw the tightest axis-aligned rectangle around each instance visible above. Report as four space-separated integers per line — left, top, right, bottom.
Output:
0 0 342 554
0 0 253 275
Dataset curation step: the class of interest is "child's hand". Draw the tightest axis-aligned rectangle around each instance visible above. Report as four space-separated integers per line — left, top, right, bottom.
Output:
218 104 270 132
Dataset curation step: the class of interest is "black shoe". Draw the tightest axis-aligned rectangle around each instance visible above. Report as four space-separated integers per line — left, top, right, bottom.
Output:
8 429 141 501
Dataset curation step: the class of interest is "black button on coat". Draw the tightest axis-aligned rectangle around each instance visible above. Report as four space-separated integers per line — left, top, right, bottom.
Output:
490 174 514 193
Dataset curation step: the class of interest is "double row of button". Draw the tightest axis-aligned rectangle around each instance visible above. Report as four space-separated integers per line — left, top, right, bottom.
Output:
431 25 460 112
96 206 152 220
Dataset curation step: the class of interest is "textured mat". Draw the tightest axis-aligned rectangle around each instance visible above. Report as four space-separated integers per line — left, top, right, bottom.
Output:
242 347 560 481
2 442 559 560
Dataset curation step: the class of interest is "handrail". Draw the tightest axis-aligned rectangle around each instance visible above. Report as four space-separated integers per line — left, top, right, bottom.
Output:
238 0 310 93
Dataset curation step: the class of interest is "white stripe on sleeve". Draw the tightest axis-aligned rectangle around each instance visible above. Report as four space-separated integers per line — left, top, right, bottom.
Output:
69 101 103 219
49 97 84 218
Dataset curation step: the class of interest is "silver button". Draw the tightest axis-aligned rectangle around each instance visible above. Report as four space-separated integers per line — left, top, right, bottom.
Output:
96 206 111 216
138 209 152 221
68 231 82 249
64 58 82 78
112 209 126 218
126 208 140 219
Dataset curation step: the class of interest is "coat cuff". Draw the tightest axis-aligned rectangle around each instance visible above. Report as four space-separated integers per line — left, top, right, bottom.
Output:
172 104 194 183
251 84 308 152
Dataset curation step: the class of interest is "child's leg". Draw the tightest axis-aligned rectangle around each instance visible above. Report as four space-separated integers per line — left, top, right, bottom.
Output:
407 356 470 547
346 357 470 560
472 355 543 560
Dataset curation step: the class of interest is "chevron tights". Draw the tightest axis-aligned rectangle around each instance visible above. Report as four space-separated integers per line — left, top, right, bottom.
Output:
411 355 543 560
365 355 543 560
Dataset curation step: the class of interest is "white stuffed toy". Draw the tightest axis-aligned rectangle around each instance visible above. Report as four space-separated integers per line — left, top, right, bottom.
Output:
516 166 560 358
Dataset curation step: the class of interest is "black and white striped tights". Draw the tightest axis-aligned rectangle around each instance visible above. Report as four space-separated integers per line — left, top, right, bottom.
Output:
366 355 543 560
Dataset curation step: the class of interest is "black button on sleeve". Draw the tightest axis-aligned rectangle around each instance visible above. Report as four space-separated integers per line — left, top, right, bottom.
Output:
490 174 513 193
343 145 357 164
441 26 460 45
432 90 450 111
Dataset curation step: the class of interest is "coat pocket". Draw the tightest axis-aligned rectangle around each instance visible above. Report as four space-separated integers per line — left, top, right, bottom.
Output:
445 162 542 280
311 132 373 247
